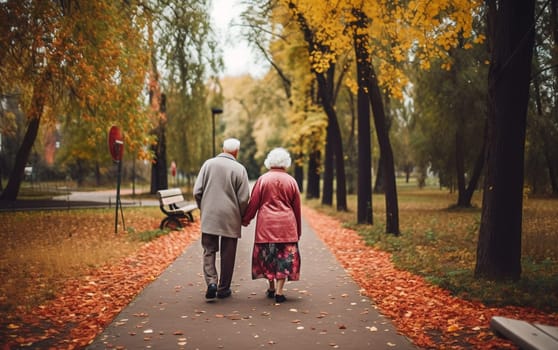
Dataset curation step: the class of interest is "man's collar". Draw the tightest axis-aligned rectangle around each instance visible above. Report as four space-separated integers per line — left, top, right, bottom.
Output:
217 152 236 161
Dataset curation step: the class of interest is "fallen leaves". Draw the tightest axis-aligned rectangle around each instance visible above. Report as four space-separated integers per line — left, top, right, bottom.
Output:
3 205 557 349
302 206 558 349
1 218 199 349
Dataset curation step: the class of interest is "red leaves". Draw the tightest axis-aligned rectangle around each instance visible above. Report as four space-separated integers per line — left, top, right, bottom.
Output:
2 224 199 349
3 206 557 349
302 206 558 349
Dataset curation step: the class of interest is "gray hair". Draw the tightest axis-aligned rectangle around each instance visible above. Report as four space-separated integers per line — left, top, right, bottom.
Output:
264 148 292 169
223 138 240 152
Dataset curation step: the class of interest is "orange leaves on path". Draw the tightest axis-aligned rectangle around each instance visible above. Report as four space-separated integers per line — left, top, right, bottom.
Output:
4 207 558 349
2 224 199 350
302 206 558 349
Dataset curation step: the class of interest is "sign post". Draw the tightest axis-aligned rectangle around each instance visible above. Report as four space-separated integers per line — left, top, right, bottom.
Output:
108 126 125 234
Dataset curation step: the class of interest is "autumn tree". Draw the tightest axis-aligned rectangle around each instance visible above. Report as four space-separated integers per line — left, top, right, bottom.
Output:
289 3 349 210
525 0 558 195
475 0 536 281
276 1 481 230
411 30 488 207
351 9 374 224
238 2 330 199
0 1 151 200
144 0 219 189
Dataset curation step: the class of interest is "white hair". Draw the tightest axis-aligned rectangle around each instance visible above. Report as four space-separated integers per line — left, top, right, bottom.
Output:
264 148 292 169
223 138 240 152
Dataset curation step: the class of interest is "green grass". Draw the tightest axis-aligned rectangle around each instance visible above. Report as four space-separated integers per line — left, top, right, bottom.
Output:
127 226 171 242
306 185 558 312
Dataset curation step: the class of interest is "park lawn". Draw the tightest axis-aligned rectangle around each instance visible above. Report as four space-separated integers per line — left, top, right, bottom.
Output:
306 185 558 312
0 185 556 348
0 207 166 314
2 186 556 316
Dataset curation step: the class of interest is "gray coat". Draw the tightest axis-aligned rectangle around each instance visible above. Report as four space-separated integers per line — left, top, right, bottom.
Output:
193 153 250 238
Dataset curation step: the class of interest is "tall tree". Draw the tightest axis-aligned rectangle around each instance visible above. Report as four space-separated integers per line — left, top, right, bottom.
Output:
365 61 400 234
278 0 481 222
525 0 558 195
147 0 219 180
475 0 536 281
411 37 488 207
239 1 314 190
287 1 348 211
0 0 150 200
349 7 400 232
352 9 373 224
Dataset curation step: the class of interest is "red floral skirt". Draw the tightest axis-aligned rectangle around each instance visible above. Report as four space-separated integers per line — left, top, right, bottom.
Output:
252 243 301 281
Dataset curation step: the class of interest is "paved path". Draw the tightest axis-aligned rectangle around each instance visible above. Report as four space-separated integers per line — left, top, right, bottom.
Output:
87 218 416 349
0 189 161 211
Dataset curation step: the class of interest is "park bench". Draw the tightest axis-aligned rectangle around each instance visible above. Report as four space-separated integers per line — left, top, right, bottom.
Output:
490 316 558 350
156 188 198 230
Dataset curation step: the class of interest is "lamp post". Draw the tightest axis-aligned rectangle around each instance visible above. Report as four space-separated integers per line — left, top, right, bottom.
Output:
211 107 223 156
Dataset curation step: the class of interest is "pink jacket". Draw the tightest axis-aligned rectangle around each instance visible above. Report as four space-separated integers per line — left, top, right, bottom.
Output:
242 169 301 243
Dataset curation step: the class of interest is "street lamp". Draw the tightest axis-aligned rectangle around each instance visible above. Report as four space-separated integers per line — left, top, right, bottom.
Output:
211 107 223 156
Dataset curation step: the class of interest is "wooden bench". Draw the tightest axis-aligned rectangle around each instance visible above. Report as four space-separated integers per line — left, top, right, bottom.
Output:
156 188 198 230
490 316 558 350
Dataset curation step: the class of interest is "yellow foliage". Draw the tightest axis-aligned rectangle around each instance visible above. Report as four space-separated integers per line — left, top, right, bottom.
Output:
278 0 483 99
0 0 152 162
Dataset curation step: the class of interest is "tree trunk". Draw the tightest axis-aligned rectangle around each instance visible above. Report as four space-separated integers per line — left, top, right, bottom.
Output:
475 0 535 281
149 86 168 194
455 126 468 207
321 65 337 207
150 123 168 194
462 123 487 206
353 14 373 224
451 44 473 208
345 90 357 195
316 73 347 211
322 125 334 205
76 159 86 187
550 0 558 194
373 155 384 194
351 8 398 232
294 153 304 193
0 79 46 201
291 4 347 211
306 150 320 199
545 148 558 195
0 117 41 200
364 58 400 234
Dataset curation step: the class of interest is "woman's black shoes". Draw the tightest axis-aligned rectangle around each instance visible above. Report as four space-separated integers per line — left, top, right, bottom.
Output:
275 294 286 303
266 289 275 298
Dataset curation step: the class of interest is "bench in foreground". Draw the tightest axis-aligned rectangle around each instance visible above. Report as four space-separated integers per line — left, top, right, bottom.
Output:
490 316 558 350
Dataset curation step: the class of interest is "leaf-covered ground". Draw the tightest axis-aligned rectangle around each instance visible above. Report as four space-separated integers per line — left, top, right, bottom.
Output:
302 206 558 349
1 208 200 349
1 205 557 349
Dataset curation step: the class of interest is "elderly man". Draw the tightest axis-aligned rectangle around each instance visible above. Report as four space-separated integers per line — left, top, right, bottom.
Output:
193 138 250 300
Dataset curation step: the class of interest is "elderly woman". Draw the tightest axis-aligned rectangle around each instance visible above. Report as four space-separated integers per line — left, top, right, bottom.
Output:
242 148 301 303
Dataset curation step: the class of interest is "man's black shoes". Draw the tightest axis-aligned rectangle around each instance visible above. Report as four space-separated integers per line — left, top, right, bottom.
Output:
205 283 217 299
205 284 231 299
217 289 232 299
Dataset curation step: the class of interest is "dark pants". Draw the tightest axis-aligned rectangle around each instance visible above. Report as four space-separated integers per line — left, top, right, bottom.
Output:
202 233 238 293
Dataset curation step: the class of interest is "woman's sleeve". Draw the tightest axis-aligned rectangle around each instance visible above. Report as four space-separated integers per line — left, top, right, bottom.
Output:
292 182 302 238
242 179 261 225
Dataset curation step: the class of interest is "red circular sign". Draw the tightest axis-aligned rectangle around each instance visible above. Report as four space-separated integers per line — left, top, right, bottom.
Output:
108 126 124 161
